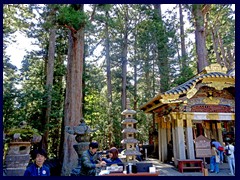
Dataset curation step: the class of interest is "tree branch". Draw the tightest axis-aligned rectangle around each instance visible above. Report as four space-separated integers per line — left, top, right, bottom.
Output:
64 24 77 34
90 5 97 22
202 4 211 15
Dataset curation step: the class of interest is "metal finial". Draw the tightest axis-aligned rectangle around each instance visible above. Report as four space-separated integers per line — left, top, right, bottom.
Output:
126 98 130 109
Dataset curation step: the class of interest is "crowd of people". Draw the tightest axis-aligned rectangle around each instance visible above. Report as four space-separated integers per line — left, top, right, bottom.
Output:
23 139 235 176
209 139 235 175
24 142 126 176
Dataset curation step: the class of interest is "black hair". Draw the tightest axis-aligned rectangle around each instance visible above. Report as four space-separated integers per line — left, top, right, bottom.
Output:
89 142 98 149
31 148 48 159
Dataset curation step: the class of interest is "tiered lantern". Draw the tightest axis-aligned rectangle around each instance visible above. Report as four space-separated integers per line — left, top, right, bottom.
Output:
121 98 141 162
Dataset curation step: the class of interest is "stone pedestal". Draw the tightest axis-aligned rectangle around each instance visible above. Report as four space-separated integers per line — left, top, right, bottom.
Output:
5 142 31 176
65 118 97 176
71 142 89 176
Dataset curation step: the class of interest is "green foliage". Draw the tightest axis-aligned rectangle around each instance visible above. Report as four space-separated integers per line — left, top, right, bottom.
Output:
173 67 195 86
205 4 235 68
3 4 34 35
57 5 87 30
5 126 41 142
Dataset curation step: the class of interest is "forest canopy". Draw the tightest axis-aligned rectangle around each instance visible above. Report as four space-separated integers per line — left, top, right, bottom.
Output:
3 4 235 175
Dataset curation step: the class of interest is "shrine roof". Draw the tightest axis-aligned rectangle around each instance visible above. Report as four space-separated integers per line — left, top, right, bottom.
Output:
164 72 234 96
139 63 235 113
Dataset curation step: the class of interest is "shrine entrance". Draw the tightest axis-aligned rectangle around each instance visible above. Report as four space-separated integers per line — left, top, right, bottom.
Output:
139 63 235 166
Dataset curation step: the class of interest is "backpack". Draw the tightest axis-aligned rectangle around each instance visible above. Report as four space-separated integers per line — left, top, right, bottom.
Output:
225 145 231 156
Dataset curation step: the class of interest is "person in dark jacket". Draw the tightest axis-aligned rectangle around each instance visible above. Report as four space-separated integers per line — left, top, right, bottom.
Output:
24 148 50 176
80 142 106 176
102 147 122 165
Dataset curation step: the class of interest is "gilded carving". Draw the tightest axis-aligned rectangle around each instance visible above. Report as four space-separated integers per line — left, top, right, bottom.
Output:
216 122 221 129
162 121 167 129
204 122 210 129
202 79 233 91
204 63 227 74
161 94 180 100
206 113 219 120
187 87 198 99
163 116 167 122
186 119 192 127
203 97 220 105
186 113 194 121
167 114 172 122
160 99 182 104
176 119 183 127
171 112 177 119
178 113 183 120
166 122 171 129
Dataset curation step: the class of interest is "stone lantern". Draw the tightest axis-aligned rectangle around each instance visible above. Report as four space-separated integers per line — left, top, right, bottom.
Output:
65 118 97 176
121 98 141 162
4 121 42 176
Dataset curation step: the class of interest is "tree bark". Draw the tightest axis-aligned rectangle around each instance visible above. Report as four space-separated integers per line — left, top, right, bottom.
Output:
61 26 84 176
105 11 112 104
192 4 209 73
42 27 56 151
211 27 221 64
121 5 128 111
179 4 187 67
217 32 228 67
226 46 235 70
105 10 113 146
153 4 169 93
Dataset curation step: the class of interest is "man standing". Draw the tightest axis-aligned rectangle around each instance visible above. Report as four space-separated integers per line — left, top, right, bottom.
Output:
225 141 235 176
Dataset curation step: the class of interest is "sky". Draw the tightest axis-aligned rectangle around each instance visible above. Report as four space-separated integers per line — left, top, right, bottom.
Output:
5 32 40 69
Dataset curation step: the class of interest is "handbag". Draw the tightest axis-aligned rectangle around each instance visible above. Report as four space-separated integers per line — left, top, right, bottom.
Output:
218 146 224 151
215 154 220 163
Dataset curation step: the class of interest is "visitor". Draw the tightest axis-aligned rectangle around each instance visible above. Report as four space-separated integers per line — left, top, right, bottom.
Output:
224 141 235 175
167 140 174 163
210 144 220 174
211 139 224 163
24 148 50 176
79 141 106 176
102 147 122 164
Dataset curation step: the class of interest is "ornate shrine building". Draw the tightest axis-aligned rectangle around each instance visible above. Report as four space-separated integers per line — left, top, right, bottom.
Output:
139 63 235 165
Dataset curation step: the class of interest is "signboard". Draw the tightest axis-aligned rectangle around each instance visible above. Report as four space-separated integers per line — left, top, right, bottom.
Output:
195 135 212 158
